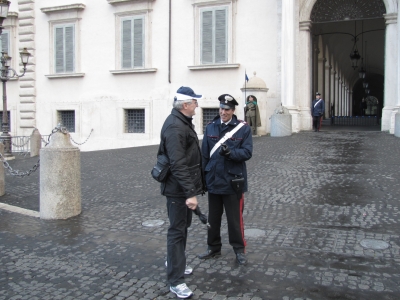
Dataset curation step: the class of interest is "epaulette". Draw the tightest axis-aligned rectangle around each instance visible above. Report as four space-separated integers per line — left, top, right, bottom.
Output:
238 119 248 125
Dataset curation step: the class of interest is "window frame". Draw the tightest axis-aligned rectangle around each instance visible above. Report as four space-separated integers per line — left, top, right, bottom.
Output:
111 10 156 74
41 4 85 78
191 1 238 70
0 12 18 72
0 29 10 56
47 18 84 78
57 110 76 133
124 108 145 133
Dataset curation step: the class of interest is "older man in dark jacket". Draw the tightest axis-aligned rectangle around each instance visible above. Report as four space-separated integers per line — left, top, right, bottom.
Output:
160 86 206 299
198 94 253 265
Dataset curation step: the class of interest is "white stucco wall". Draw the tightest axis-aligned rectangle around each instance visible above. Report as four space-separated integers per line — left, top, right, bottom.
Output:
5 0 395 151
29 0 281 151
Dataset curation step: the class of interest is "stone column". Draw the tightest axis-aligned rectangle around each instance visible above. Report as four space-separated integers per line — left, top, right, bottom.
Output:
382 13 398 132
281 0 298 130
40 129 81 219
332 70 336 117
18 0 36 135
321 57 326 117
298 21 313 131
349 90 353 116
326 63 331 117
0 143 4 196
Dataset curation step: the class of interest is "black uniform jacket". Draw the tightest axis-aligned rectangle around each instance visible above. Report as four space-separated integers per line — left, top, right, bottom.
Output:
160 108 206 198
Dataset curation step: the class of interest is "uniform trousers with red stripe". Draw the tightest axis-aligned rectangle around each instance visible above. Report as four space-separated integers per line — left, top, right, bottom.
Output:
207 192 246 254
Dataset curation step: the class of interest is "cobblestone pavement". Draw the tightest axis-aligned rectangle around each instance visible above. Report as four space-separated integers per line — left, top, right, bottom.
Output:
1 127 400 300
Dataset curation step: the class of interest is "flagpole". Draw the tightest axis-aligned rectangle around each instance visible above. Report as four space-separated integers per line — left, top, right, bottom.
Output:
244 69 247 104
244 70 247 119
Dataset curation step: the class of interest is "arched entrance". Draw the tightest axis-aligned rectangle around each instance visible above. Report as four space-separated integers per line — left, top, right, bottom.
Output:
297 0 398 131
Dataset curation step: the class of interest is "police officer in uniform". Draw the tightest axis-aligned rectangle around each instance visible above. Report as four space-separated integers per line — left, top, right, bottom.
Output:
312 92 325 132
198 94 253 265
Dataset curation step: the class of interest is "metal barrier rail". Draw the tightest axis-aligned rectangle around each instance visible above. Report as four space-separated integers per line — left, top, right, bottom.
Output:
331 116 380 126
0 135 50 154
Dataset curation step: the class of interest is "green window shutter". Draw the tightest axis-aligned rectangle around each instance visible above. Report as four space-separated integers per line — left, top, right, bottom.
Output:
201 7 228 64
122 16 144 69
65 25 75 73
1 31 9 54
122 19 132 69
55 25 75 73
201 10 213 64
55 27 64 73
215 9 227 63
133 17 143 67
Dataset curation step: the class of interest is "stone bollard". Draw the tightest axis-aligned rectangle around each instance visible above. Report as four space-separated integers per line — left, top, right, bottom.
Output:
270 106 292 137
30 128 42 157
0 143 4 196
395 113 400 138
40 129 81 219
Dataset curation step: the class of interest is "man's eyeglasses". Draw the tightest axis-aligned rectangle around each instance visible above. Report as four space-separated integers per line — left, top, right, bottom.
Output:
191 99 198 106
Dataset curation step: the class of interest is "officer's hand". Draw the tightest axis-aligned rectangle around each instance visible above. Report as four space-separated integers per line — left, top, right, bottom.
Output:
219 144 231 157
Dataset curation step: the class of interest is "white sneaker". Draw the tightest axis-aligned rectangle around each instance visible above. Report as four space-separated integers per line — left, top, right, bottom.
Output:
170 283 193 298
165 261 193 275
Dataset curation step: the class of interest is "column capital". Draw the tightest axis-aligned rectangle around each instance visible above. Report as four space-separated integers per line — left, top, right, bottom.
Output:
384 13 397 25
299 21 312 31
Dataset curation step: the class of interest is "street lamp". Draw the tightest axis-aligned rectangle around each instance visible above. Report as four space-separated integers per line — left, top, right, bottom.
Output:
0 1 31 157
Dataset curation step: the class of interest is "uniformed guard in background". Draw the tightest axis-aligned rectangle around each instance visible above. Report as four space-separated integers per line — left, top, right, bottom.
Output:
245 95 261 135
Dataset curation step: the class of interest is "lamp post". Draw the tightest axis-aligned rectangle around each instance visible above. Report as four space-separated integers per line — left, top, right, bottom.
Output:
0 0 31 158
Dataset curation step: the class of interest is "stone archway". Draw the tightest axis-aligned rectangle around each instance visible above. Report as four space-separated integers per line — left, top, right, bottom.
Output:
296 0 398 132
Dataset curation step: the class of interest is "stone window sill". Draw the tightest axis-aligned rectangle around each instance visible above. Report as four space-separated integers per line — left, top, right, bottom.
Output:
110 68 157 74
45 73 85 79
188 63 240 70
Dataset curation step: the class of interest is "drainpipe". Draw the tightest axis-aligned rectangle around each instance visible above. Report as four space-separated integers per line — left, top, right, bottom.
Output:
168 0 171 83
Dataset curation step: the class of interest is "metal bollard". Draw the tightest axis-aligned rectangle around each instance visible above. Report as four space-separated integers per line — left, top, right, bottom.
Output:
30 128 42 157
40 129 81 219
0 143 4 196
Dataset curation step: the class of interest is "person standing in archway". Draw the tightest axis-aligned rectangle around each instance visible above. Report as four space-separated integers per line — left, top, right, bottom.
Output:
361 98 367 116
245 95 261 135
312 92 325 132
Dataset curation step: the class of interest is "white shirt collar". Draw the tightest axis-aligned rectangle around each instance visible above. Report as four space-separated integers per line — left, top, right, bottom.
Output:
221 119 232 125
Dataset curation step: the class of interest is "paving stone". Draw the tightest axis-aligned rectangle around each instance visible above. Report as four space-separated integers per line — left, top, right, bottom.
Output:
1 130 400 299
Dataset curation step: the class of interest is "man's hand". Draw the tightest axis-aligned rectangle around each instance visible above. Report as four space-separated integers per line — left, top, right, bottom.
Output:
186 196 198 210
219 144 231 157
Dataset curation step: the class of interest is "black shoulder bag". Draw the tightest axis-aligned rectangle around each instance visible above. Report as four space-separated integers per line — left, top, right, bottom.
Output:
151 139 170 183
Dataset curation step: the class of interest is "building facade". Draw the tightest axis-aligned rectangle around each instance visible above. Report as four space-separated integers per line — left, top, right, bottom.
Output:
2 0 399 151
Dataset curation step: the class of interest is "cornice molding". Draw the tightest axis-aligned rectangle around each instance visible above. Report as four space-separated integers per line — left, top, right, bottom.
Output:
108 0 155 4
41 4 86 14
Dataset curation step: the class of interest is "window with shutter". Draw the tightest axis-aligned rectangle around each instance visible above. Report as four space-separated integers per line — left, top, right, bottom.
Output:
0 30 9 55
201 7 227 64
54 24 75 73
121 16 144 69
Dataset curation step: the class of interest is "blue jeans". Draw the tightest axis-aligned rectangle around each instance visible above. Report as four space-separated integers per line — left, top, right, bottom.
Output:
166 197 192 286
